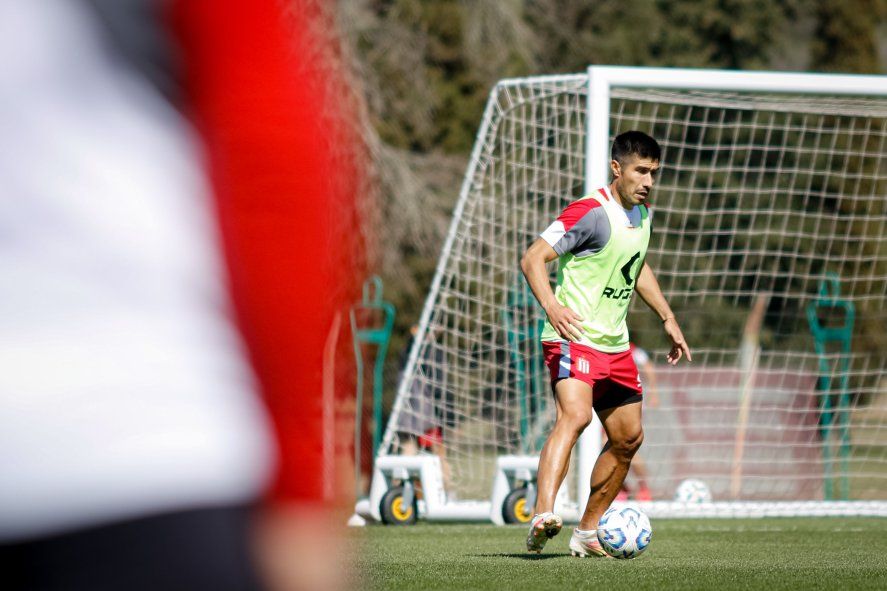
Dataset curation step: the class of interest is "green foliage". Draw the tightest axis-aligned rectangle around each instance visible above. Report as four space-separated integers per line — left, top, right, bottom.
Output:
337 0 887 400
344 0 884 159
527 0 808 71
811 0 885 73
344 0 537 154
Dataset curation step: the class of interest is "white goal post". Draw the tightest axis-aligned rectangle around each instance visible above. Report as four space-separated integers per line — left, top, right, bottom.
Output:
376 66 887 520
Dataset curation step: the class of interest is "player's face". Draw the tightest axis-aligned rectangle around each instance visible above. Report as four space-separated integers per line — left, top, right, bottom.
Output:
611 155 659 207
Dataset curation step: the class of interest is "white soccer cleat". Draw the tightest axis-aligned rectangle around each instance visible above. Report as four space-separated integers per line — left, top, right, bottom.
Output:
569 529 611 558
525 512 563 553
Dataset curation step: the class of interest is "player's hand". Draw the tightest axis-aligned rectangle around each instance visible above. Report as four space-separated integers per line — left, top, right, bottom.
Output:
663 318 691 365
544 302 584 342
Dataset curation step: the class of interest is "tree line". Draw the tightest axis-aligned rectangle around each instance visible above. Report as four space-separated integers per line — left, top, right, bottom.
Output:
334 0 886 395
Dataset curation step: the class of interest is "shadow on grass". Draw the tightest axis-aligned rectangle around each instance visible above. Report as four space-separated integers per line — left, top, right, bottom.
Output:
473 553 564 560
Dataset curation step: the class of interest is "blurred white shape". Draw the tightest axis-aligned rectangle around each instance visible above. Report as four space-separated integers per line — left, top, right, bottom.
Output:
0 0 272 540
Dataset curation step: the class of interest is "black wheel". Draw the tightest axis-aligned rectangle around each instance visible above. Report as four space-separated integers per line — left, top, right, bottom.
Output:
380 486 418 525
502 487 534 524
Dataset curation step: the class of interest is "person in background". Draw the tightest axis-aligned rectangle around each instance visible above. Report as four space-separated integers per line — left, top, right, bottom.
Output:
616 343 659 502
397 325 454 494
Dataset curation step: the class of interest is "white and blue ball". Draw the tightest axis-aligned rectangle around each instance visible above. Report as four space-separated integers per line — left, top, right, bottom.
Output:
596 505 652 559
674 478 713 503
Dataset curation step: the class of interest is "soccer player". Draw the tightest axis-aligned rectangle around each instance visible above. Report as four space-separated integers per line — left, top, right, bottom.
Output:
519 131 691 556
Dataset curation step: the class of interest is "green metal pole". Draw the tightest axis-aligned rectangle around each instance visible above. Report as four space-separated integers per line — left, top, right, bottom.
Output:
806 273 854 501
503 306 531 453
351 276 395 463
371 316 393 459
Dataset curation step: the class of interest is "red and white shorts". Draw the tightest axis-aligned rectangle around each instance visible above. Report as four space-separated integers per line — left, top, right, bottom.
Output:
542 341 643 411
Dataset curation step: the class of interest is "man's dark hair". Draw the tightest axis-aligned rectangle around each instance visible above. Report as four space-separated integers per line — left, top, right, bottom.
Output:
611 131 661 164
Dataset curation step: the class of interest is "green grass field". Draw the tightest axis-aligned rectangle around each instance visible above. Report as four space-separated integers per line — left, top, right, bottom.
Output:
360 519 887 590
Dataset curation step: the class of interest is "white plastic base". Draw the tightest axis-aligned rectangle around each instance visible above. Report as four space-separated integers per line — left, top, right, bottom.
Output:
489 455 571 525
347 513 367 527
367 454 493 522
353 497 373 520
357 454 887 523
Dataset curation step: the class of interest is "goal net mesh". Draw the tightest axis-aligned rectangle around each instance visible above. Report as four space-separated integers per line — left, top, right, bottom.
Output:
382 74 887 508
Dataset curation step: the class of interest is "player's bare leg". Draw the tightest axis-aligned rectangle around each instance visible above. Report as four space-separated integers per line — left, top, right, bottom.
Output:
579 399 643 529
536 378 595 511
570 399 643 557
527 378 593 552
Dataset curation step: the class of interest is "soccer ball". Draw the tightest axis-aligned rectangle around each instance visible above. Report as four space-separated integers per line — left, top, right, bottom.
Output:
674 478 713 503
596 505 652 559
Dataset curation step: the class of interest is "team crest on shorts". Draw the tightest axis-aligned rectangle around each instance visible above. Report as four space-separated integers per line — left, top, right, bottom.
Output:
577 357 590 374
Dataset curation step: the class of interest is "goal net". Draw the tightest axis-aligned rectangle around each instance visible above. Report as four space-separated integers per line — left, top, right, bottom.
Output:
382 68 887 516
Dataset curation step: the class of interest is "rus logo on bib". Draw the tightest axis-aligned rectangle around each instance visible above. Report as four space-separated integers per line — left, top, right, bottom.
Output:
602 286 633 300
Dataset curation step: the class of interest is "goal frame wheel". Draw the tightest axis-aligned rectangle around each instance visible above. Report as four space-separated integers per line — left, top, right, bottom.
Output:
502 487 534 524
380 485 418 525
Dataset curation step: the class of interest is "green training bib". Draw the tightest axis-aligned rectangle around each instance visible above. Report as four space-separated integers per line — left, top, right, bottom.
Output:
540 189 651 352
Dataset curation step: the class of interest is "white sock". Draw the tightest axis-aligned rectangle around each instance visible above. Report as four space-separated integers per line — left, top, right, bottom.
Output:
575 528 596 537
